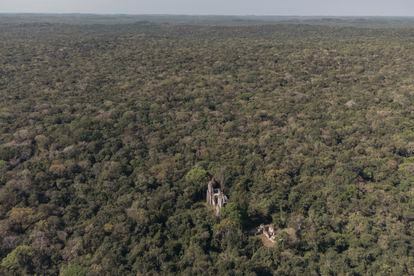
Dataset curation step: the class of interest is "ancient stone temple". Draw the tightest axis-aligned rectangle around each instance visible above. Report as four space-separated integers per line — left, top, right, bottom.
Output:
257 224 276 243
206 177 228 216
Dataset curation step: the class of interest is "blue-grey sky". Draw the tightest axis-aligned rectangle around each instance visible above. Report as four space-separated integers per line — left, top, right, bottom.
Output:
1 0 414 16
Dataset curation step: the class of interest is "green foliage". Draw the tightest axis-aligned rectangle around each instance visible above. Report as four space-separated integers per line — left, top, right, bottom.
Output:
1 245 33 272
185 166 208 183
221 202 247 227
0 159 6 169
0 159 6 184
59 264 88 276
1 15 414 275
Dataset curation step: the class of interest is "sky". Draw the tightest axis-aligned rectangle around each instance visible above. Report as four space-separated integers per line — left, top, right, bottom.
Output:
1 0 414 16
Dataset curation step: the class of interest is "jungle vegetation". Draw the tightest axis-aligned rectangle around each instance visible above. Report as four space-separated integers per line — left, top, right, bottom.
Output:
1 15 414 275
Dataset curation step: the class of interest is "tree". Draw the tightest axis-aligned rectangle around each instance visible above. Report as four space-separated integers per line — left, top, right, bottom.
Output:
59 264 88 276
1 245 34 274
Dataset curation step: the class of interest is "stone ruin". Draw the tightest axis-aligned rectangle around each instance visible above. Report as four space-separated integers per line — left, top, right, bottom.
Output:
257 224 276 243
206 177 228 216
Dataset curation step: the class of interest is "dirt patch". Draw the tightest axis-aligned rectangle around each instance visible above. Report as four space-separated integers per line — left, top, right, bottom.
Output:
261 234 276 248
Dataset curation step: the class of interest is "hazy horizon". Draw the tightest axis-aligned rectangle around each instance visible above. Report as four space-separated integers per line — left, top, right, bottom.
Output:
2 0 414 17
2 13 414 18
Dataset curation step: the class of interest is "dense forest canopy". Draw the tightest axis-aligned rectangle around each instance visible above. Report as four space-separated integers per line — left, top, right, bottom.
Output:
1 15 414 275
